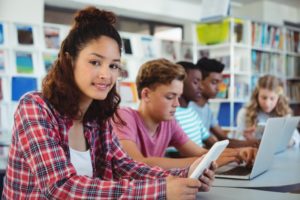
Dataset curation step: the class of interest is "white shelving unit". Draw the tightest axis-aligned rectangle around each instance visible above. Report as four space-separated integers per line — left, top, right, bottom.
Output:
193 17 299 131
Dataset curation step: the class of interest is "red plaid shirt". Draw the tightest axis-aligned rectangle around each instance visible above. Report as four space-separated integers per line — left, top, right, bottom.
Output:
2 92 188 199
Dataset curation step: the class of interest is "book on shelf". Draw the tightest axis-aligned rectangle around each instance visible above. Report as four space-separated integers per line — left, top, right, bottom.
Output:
251 50 284 76
11 76 37 101
215 55 230 72
15 51 34 74
216 74 230 99
0 78 3 101
286 30 300 53
180 42 193 62
161 40 180 61
0 23 4 45
16 24 34 45
250 75 259 92
210 102 243 127
233 19 245 43
119 58 129 79
121 38 133 55
234 77 250 100
44 26 60 49
251 23 284 50
42 52 57 72
286 56 300 78
0 50 5 72
140 36 156 58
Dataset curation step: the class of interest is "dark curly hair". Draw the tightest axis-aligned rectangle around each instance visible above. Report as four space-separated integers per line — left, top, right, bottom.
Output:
196 57 225 80
42 6 123 126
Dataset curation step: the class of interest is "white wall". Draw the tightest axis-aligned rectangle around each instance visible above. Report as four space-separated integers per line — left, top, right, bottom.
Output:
232 0 300 24
45 0 202 24
0 0 44 24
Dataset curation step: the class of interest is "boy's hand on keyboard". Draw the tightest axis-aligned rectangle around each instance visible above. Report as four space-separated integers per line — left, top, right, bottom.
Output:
237 147 257 167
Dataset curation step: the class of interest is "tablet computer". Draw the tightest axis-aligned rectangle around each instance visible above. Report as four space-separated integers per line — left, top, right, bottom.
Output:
190 140 229 179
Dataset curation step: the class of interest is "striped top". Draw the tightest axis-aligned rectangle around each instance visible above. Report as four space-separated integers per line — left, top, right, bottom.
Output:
175 106 210 147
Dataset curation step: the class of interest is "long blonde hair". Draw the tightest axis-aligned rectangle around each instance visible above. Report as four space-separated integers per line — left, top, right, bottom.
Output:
245 75 292 127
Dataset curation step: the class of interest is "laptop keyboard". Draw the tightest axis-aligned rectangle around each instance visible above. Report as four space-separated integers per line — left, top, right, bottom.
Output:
220 166 252 176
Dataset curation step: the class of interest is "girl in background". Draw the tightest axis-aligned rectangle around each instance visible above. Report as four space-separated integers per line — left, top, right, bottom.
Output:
237 75 298 145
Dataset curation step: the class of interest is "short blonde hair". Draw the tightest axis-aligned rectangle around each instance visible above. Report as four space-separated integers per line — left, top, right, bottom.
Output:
136 59 186 99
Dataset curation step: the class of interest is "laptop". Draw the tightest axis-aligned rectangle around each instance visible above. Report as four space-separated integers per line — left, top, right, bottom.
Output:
275 116 300 154
215 117 286 180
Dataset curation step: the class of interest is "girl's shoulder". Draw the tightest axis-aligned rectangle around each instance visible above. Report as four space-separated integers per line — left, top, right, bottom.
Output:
19 91 46 106
19 91 62 118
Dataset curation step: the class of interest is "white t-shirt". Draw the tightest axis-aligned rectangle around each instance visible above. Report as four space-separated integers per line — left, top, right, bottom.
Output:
69 147 93 177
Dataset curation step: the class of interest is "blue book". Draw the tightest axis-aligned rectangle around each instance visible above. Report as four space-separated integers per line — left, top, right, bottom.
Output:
15 51 33 74
0 23 3 44
16 25 33 45
12 77 37 101
217 102 243 127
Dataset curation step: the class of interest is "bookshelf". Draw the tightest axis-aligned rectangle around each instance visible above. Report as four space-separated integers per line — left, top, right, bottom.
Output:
193 17 299 131
0 20 194 169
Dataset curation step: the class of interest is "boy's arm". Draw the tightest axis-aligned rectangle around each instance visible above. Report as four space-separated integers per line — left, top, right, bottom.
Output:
176 140 207 157
210 125 259 148
119 140 199 170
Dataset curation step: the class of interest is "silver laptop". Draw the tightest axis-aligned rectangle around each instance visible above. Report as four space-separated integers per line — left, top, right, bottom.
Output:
275 116 300 154
215 117 286 180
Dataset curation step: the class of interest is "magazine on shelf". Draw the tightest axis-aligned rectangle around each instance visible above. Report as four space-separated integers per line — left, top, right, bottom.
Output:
16 25 34 45
0 78 3 101
161 40 180 61
43 52 57 72
121 38 133 55
44 27 60 49
180 42 193 62
15 51 34 74
0 50 5 71
216 74 230 99
140 36 155 58
11 76 37 101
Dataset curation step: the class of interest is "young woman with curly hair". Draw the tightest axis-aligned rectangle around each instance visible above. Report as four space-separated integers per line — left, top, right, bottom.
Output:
2 6 215 199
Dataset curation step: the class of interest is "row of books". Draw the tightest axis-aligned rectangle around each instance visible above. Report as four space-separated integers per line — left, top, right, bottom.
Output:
0 49 56 75
251 50 284 76
121 36 194 61
251 22 284 50
0 21 195 62
215 75 250 101
0 22 66 49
